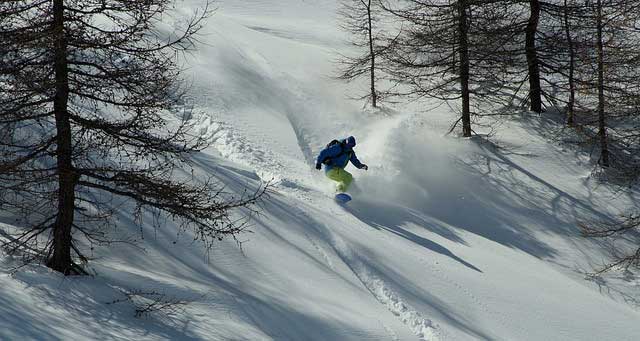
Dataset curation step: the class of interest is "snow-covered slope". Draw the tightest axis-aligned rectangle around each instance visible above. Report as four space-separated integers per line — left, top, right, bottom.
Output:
2 1 640 340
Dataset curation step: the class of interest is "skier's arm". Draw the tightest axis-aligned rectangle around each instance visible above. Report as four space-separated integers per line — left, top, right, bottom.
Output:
316 145 342 169
349 152 367 170
315 149 327 169
316 147 333 169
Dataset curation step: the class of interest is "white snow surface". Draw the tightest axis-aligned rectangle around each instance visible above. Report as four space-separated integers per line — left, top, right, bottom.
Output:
2 1 640 340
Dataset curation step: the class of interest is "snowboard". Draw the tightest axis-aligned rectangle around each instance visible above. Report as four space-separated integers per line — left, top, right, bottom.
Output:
335 193 352 203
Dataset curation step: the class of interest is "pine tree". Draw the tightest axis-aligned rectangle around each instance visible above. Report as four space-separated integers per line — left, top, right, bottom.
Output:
561 0 577 126
523 0 583 123
337 0 385 107
525 0 543 113
0 0 264 275
381 0 520 137
580 0 640 168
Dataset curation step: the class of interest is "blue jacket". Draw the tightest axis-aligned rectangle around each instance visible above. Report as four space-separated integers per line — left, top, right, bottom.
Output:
316 136 365 172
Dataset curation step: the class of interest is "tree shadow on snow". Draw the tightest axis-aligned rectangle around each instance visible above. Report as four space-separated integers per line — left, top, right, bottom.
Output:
0 267 204 341
345 201 482 273
431 137 618 261
348 135 620 263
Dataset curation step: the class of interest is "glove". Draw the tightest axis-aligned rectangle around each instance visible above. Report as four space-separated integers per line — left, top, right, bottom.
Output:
361 164 368 170
315 163 322 170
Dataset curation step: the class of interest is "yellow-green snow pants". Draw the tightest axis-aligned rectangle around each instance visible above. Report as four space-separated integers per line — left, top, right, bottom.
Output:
326 167 353 192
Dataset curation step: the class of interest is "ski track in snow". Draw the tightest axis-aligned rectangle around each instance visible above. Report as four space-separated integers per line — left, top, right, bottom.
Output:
303 231 336 271
193 75 323 187
196 115 293 183
282 94 317 167
294 201 441 341
423 258 516 337
412 248 523 340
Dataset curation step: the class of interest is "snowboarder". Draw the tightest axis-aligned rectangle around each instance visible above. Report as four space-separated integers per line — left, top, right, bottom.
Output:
315 136 368 193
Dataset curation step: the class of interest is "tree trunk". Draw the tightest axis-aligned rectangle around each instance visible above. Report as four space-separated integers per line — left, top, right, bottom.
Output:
564 0 576 126
47 0 77 274
366 0 377 108
458 0 472 137
526 0 543 113
596 0 609 167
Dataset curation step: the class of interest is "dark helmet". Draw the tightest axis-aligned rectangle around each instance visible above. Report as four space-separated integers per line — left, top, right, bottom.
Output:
344 136 356 148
